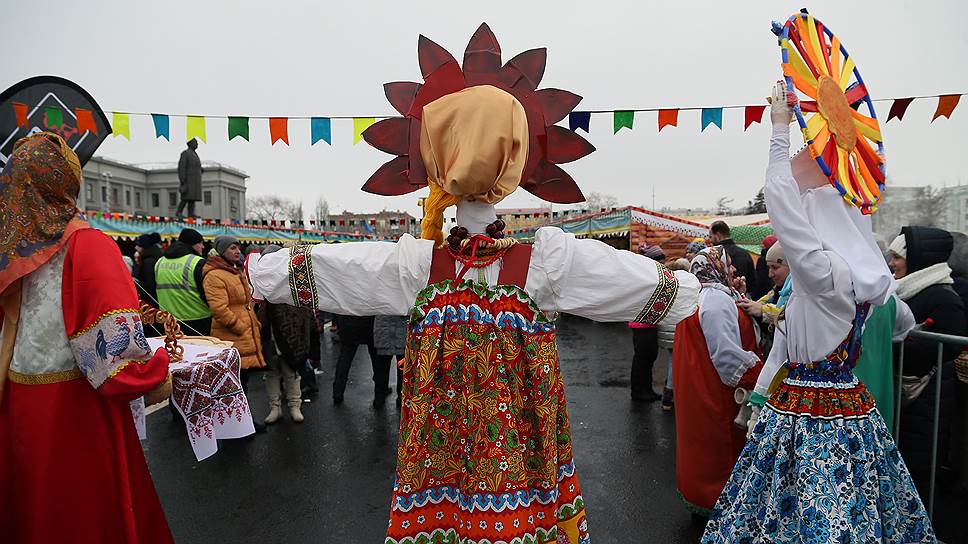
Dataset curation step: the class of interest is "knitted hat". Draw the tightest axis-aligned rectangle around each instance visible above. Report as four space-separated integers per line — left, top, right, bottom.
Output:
178 228 204 246
214 235 240 257
638 244 666 261
888 234 906 259
765 241 785 264
762 235 778 250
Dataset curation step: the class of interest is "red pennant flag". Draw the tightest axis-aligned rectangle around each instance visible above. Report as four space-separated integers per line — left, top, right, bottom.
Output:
75 108 98 135
887 98 914 122
744 105 766 130
658 109 679 132
932 94 961 122
13 102 28 127
269 117 289 145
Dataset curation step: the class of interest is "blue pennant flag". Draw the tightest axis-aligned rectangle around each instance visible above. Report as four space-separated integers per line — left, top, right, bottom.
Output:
701 108 723 131
311 117 332 145
568 111 591 133
151 113 170 140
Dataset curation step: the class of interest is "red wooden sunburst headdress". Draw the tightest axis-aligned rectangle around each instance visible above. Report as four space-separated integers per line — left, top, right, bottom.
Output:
360 23 594 204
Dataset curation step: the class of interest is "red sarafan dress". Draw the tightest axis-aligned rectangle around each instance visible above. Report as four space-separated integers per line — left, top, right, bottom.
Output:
387 245 589 544
0 228 173 544
672 289 762 514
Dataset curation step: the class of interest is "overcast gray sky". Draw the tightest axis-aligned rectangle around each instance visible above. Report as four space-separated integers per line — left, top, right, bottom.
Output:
4 0 966 218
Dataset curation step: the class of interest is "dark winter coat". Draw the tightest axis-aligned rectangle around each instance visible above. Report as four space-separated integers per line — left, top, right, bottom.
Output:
334 314 375 346
720 238 756 295
177 148 202 201
137 244 163 304
260 302 315 369
894 226 965 487
752 245 772 300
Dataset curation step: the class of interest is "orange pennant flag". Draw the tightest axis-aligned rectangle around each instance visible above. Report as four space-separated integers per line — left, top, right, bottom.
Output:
658 109 679 132
932 94 961 122
75 108 98 135
13 102 28 127
269 117 289 145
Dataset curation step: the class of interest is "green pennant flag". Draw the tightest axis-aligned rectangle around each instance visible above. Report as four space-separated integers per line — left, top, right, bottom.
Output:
613 110 634 133
45 106 64 129
228 116 249 141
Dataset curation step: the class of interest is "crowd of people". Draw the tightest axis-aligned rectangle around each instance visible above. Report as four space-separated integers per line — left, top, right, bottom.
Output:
2 69 960 542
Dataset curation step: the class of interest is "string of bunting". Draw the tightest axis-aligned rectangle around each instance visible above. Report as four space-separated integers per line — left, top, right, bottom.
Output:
15 93 962 145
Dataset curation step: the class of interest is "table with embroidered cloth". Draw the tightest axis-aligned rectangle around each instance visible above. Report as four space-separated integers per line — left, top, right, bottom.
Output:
137 338 255 460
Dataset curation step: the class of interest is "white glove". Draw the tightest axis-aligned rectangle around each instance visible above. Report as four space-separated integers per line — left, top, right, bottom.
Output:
746 405 762 439
769 80 794 126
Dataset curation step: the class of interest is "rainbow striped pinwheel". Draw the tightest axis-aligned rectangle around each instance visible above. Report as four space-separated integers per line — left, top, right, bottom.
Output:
777 10 885 214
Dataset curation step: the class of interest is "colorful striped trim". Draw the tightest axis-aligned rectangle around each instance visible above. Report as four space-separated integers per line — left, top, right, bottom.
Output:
287 245 318 309
633 263 679 325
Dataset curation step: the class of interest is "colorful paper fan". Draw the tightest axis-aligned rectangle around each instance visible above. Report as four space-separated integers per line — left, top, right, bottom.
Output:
776 10 885 214
360 23 594 204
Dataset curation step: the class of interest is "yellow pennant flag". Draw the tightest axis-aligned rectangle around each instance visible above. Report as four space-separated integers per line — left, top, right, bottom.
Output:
353 117 375 144
186 115 207 143
112 112 130 140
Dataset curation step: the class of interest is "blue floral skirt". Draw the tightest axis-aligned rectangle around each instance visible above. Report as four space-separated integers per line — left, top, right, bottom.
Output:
701 405 936 543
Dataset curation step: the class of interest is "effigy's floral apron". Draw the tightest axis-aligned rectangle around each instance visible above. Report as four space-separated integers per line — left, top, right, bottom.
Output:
386 245 589 544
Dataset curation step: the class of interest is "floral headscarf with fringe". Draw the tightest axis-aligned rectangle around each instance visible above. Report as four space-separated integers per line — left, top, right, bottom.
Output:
0 132 89 295
689 246 737 299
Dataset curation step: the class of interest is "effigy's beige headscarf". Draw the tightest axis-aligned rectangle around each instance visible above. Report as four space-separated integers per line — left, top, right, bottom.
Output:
419 85 528 246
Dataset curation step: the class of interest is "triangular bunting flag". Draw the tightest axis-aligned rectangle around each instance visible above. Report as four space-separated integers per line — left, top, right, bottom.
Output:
269 117 289 145
311 117 331 145
613 111 634 133
353 117 376 144
44 106 63 129
76 108 98 135
186 115 206 143
112 112 130 140
887 98 914 122
658 109 678 132
932 94 961 122
569 111 590 133
743 105 766 131
701 108 723 131
151 114 170 140
228 117 249 141
13 102 28 127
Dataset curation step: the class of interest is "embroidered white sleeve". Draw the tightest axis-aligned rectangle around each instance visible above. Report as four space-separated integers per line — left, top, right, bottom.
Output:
526 227 698 324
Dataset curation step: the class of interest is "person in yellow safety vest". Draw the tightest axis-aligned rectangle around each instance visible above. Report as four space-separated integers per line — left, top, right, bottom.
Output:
154 228 212 336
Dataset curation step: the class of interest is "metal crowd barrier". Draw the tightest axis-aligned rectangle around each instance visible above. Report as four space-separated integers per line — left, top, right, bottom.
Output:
893 329 968 520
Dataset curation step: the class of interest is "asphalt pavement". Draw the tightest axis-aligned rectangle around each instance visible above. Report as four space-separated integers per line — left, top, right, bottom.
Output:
143 315 966 543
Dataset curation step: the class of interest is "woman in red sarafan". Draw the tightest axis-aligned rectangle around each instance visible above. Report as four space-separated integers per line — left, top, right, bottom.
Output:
672 246 762 515
0 132 174 544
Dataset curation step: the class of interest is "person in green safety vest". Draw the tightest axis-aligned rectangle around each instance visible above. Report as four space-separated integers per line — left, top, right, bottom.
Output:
154 228 211 336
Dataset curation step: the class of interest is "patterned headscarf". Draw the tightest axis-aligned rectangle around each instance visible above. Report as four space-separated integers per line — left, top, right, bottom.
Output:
689 246 736 298
0 132 88 295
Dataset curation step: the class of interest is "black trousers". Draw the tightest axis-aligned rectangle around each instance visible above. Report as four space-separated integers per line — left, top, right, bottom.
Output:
334 343 388 398
631 327 659 397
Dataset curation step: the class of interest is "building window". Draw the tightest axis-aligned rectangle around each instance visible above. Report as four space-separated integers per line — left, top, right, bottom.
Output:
169 192 178 207
151 193 160 208
85 183 94 201
101 186 107 202
203 190 212 205
125 190 131 206
112 188 119 205
135 192 142 208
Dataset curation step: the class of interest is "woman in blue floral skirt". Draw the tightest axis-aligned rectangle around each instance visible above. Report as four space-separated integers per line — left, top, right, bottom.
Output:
702 81 935 543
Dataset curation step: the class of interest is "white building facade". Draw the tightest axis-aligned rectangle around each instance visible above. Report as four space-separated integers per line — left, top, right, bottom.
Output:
80 156 248 221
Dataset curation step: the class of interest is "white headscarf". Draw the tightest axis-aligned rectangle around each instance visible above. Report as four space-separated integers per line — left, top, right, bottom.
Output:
793 149 894 306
